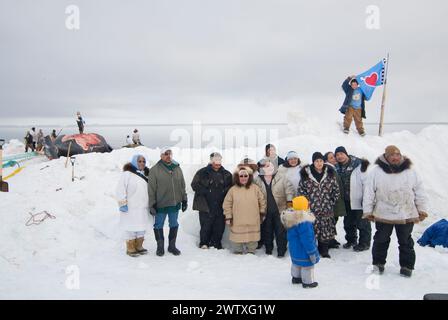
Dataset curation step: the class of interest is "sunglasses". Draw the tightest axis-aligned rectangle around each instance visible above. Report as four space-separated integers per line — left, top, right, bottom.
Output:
239 175 249 178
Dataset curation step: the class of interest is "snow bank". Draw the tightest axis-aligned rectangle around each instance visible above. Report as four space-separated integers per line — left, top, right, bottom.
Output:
1 123 447 299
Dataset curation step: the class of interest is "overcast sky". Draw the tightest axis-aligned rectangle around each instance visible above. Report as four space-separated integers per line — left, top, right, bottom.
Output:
1 0 447 125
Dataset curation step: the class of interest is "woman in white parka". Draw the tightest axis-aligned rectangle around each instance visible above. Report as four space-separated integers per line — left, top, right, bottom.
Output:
116 154 150 257
277 151 302 197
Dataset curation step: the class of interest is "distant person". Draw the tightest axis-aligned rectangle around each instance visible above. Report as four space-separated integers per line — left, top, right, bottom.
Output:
258 144 285 170
24 127 36 152
132 129 142 145
126 135 133 145
148 147 187 256
191 152 233 249
340 76 366 136
51 129 57 141
223 166 266 254
281 196 320 289
363 145 429 277
76 111 85 134
115 154 150 257
36 129 44 151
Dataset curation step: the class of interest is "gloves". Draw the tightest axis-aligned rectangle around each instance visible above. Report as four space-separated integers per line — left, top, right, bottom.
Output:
225 219 232 226
364 214 375 222
182 200 188 212
309 253 319 264
149 207 157 216
418 211 428 222
287 201 293 208
119 205 128 213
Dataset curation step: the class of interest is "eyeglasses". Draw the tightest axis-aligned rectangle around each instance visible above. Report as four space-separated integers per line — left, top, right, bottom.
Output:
239 175 249 178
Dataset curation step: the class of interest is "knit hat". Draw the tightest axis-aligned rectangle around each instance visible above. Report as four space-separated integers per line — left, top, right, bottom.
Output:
285 151 299 160
292 196 309 211
334 146 348 157
312 152 324 163
385 145 401 158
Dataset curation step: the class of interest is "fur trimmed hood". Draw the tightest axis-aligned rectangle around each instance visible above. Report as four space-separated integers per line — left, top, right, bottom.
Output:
360 159 370 173
123 163 149 176
300 164 335 181
281 208 316 229
375 155 411 174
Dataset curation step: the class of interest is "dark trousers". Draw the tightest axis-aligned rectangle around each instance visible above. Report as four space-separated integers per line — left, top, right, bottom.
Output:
261 210 287 255
343 202 371 246
372 222 415 269
199 209 225 248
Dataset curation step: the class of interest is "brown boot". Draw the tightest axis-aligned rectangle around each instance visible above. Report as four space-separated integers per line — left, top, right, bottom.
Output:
126 240 139 257
135 237 148 255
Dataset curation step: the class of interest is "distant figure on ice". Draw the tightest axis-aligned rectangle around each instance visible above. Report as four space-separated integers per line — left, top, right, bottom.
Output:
281 196 320 288
223 166 266 254
116 154 150 257
148 147 187 257
363 145 429 277
258 144 285 170
51 129 57 142
191 152 233 249
132 129 142 145
24 127 37 152
340 76 366 136
126 135 133 145
36 129 44 152
76 111 85 134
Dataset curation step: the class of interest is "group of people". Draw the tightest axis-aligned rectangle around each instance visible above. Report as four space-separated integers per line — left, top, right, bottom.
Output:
24 127 57 152
125 129 143 146
115 142 429 288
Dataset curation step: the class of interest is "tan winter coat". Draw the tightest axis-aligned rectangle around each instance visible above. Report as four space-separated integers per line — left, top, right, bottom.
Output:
222 184 267 243
254 173 295 213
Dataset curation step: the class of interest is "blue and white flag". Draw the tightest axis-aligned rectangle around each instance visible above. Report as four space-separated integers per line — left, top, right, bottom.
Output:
356 58 387 101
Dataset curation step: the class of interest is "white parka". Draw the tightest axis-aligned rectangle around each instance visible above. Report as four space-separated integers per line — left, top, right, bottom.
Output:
362 156 429 224
115 168 150 231
349 160 370 210
277 164 301 197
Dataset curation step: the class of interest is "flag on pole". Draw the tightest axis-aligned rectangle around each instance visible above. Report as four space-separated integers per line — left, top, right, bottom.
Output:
356 58 387 101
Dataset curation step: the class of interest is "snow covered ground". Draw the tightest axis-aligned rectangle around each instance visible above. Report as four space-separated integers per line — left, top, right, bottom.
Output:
1 123 448 300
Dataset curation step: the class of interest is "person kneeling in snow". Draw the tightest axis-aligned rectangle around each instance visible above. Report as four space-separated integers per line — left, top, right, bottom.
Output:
281 196 320 288
116 154 150 257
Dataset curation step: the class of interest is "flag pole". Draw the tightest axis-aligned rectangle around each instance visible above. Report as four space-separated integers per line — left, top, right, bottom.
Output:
378 53 390 136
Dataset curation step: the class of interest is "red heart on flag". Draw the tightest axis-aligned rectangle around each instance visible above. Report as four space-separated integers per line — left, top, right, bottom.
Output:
365 73 378 86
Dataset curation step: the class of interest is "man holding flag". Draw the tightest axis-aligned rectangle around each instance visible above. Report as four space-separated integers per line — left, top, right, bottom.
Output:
340 59 386 136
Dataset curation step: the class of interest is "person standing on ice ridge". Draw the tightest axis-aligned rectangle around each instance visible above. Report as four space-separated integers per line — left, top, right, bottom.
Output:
298 152 340 258
223 166 266 254
334 146 372 252
323 151 346 249
132 129 142 145
191 152 233 250
281 196 320 288
254 159 295 257
115 154 150 257
76 111 85 134
148 147 187 257
340 76 366 136
363 145 429 277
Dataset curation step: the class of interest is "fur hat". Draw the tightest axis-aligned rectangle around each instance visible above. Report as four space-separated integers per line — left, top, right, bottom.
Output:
285 151 299 160
235 165 253 176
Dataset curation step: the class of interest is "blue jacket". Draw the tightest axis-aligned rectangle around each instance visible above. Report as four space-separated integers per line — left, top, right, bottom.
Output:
281 209 320 267
340 77 366 119
417 219 448 248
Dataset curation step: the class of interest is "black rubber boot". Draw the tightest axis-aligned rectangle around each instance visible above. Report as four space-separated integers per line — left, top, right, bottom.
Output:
400 267 412 278
328 238 340 249
154 229 165 256
318 241 331 258
168 227 181 256
292 277 302 284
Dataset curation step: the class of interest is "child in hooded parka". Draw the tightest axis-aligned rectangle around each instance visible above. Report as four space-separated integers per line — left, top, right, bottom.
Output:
281 196 320 288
